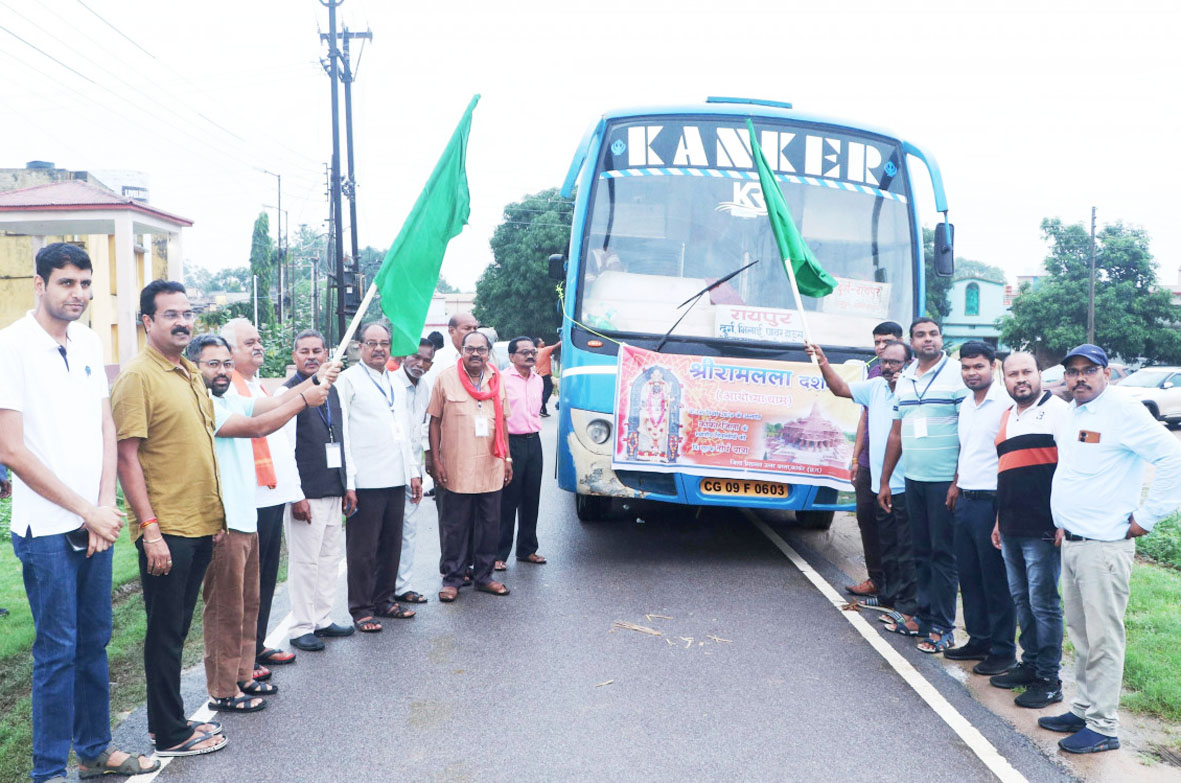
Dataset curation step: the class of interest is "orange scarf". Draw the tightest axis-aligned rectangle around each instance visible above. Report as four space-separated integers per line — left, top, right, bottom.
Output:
230 371 278 488
456 361 508 459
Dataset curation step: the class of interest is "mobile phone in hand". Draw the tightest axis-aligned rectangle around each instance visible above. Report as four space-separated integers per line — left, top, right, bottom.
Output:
65 526 90 554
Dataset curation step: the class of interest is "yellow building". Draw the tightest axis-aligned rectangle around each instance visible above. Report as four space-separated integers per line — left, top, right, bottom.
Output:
0 180 191 371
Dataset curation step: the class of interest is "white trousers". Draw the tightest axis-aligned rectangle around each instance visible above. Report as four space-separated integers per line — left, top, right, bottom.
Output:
396 486 421 595
284 496 344 638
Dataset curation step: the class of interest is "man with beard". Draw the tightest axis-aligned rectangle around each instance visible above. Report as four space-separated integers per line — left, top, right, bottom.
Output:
392 338 436 605
496 337 547 571
185 335 333 713
1 244 159 779
806 339 917 631
337 323 422 632
989 351 1068 709
429 330 513 602
943 342 1017 675
112 280 227 757
1039 344 1181 753
878 318 968 655
281 330 357 652
220 318 301 674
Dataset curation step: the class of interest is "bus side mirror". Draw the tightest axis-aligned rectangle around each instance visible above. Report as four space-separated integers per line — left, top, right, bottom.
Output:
934 223 955 277
548 254 566 280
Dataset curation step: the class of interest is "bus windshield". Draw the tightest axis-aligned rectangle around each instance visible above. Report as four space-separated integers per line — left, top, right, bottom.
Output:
577 116 916 349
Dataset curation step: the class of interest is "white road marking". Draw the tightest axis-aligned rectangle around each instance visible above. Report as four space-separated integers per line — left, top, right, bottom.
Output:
127 558 349 782
748 513 1029 783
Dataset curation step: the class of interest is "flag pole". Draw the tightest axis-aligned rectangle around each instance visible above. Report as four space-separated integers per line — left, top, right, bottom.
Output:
781 250 819 366
331 281 378 364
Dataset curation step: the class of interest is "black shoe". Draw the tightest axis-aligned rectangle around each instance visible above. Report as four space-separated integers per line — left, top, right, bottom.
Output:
313 622 356 638
1059 727 1120 754
290 633 325 652
943 640 990 661
972 655 1017 676
1015 678 1064 709
1038 711 1087 733
990 662 1037 689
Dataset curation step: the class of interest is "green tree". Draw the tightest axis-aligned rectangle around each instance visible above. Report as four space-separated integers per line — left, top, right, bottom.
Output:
474 188 572 340
435 275 459 294
954 258 1006 284
998 218 1181 364
923 227 953 321
249 212 276 326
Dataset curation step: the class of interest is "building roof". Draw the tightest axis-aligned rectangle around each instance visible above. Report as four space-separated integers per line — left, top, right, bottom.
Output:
0 180 192 227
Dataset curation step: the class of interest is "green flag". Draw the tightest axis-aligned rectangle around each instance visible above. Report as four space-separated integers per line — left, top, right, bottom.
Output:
376 95 479 355
745 118 837 299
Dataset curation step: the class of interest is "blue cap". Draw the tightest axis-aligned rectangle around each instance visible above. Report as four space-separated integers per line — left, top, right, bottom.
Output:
1063 343 1109 367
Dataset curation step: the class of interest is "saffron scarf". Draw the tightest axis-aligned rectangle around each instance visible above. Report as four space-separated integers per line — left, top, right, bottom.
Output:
230 371 278 488
455 360 508 459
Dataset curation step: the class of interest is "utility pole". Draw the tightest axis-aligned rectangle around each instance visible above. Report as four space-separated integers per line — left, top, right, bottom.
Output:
320 0 346 341
1087 206 1097 345
340 26 371 297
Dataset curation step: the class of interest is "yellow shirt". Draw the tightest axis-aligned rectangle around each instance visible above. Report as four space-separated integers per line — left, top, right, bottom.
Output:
427 365 511 494
111 344 225 539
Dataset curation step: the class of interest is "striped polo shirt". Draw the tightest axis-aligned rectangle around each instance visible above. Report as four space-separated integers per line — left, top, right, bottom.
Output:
892 354 967 482
996 391 1068 538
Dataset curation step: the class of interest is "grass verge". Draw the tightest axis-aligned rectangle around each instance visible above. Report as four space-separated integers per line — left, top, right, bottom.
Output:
1122 559 1181 721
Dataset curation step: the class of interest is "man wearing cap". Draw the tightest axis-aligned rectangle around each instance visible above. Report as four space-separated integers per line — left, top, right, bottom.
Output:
1038 344 1181 754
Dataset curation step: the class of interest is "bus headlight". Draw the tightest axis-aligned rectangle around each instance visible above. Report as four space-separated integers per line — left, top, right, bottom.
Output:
586 419 611 445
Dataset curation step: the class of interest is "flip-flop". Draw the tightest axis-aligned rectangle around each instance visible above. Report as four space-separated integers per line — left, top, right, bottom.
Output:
155 732 229 758
253 663 272 681
257 647 296 666
517 553 547 564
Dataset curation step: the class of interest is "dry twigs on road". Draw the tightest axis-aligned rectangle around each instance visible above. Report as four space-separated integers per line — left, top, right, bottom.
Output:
613 620 663 636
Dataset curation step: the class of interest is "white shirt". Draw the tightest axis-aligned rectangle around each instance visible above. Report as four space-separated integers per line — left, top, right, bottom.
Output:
394 366 431 463
1051 386 1181 539
338 363 419 490
955 381 1009 490
0 313 108 537
231 375 304 508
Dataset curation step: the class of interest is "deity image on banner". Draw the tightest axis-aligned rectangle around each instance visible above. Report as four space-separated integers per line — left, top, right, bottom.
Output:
763 402 851 466
624 365 682 463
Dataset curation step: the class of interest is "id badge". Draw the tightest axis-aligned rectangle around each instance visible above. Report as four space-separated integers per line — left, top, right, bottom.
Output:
325 442 343 469
390 420 405 442
474 416 490 437
913 417 928 439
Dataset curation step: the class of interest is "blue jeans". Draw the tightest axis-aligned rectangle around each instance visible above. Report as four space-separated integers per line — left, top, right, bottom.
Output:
12 531 113 783
1001 534 1063 680
904 479 958 634
954 494 1016 658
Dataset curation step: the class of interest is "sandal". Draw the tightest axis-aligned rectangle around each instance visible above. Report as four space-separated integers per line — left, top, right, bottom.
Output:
883 612 920 637
494 560 508 571
253 663 272 681
917 630 955 654
208 694 266 712
239 679 278 695
377 602 416 619
354 616 383 633
155 731 229 758
78 746 161 778
517 553 547 564
395 591 428 604
257 647 296 666
150 719 223 745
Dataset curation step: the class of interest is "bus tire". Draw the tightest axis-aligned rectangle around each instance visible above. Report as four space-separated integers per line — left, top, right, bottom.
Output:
794 510 835 530
576 494 612 522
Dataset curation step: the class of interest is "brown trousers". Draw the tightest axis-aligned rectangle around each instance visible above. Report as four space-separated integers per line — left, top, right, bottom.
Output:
202 530 260 699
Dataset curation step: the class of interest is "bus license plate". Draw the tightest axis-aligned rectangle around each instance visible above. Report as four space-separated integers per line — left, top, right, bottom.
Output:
699 478 788 498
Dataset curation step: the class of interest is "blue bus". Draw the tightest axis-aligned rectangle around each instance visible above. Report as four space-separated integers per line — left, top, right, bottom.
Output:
550 97 953 528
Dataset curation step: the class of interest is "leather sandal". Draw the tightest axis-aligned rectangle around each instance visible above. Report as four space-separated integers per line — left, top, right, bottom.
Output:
78 746 161 778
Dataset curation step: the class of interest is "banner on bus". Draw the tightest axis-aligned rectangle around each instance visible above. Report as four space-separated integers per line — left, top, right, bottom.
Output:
611 345 865 492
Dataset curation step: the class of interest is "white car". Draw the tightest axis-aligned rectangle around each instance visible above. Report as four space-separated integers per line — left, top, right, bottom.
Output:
1117 366 1181 425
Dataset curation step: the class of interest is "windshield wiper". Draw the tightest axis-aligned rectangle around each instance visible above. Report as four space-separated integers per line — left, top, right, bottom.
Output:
654 259 759 352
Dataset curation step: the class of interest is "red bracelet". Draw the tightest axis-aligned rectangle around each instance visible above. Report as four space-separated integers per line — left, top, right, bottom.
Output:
139 517 158 530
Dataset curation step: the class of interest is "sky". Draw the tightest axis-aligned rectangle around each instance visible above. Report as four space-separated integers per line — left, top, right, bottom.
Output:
2 0 1179 290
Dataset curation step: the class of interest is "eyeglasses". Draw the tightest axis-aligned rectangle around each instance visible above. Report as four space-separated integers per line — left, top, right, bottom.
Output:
514 349 538 356
1064 365 1103 378
198 359 235 370
156 310 195 321
463 346 489 355
362 340 392 349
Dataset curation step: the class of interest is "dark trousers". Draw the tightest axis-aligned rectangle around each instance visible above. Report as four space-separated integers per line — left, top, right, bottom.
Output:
255 504 284 655
853 467 884 589
346 486 405 619
12 531 113 783
540 374 554 414
436 483 473 574
874 489 918 616
955 493 1016 657
905 479 958 634
498 433 543 561
442 490 500 588
137 534 213 750
1002 534 1064 680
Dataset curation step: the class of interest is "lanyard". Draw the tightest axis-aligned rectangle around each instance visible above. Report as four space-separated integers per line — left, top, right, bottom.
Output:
910 355 948 402
364 366 396 411
317 395 334 440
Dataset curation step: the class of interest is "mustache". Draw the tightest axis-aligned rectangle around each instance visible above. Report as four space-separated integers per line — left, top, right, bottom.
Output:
171 326 190 336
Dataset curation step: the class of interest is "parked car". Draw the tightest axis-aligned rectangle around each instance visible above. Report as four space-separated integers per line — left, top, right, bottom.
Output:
1042 362 1131 401
1114 367 1181 425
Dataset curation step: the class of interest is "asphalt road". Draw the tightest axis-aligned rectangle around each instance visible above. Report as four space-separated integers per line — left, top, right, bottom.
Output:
114 417 1079 783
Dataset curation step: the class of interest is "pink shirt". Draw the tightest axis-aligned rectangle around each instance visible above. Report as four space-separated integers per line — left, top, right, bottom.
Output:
504 365 543 435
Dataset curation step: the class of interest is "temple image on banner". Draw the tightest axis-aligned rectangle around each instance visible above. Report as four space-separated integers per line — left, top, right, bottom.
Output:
763 402 851 467
624 366 682 463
